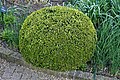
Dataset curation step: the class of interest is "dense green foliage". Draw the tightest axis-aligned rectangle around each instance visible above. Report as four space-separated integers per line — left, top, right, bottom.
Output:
19 6 97 71
0 4 29 48
0 12 19 48
95 17 120 74
66 0 120 75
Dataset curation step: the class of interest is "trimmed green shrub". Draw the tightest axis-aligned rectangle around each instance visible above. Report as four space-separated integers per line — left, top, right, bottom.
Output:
19 6 97 71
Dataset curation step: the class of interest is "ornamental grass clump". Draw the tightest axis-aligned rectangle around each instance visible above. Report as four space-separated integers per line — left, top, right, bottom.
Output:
19 6 97 71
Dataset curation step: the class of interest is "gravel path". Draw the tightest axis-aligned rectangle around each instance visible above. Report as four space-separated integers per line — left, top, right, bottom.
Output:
0 58 71 80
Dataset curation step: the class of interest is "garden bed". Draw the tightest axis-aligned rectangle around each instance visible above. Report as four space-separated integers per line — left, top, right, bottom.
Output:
0 0 120 79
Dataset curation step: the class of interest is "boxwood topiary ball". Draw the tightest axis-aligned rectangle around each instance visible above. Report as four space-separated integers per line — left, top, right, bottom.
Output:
19 6 97 71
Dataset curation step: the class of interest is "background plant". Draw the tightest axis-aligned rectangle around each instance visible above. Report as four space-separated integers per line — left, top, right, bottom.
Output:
94 17 120 75
65 0 120 75
0 3 29 49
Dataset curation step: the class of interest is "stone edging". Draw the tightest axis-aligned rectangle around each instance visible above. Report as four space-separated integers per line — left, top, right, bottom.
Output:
0 46 119 80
